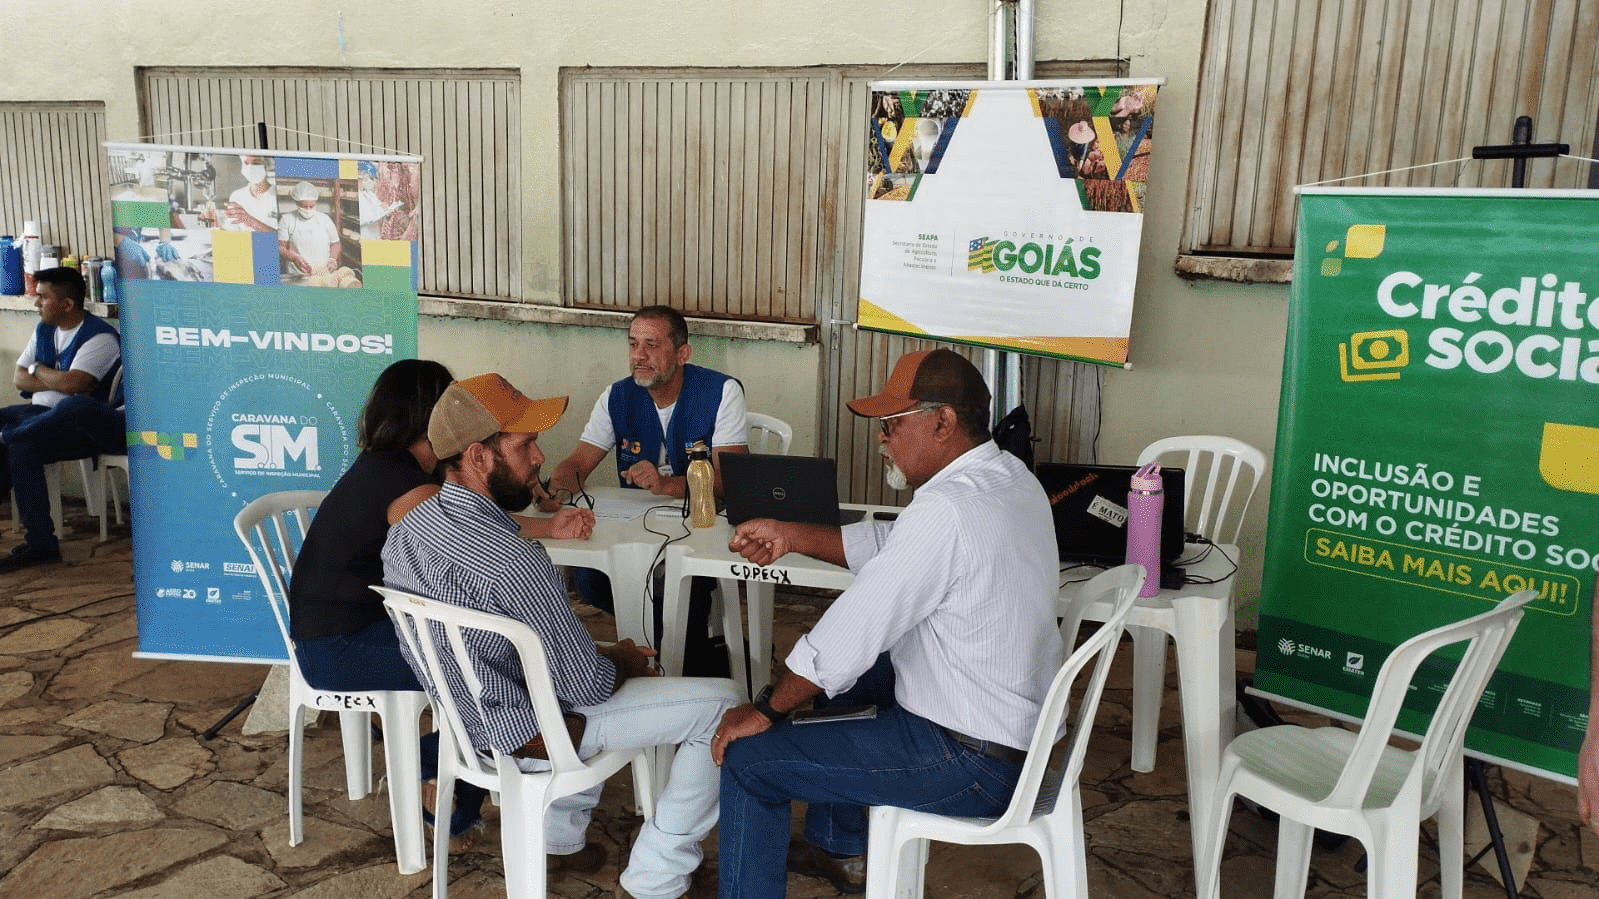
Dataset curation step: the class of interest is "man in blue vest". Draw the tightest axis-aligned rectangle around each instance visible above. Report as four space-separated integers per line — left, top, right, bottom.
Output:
546 306 749 677
0 267 125 572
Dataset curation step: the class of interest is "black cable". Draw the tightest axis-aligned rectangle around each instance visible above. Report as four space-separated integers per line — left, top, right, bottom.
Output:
639 503 695 654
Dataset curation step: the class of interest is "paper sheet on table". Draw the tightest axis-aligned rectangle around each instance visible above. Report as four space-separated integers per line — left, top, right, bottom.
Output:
592 491 682 522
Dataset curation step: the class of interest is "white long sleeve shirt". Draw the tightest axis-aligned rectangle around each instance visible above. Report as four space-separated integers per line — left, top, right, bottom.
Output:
785 441 1063 749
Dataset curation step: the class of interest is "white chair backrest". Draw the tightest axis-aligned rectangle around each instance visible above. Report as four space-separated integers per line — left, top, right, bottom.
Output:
1327 589 1534 812
233 490 327 662
1137 435 1266 544
746 412 793 455
986 564 1145 831
378 587 588 774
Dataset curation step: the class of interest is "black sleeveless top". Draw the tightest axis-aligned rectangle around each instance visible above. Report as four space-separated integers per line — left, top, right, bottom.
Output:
288 449 437 640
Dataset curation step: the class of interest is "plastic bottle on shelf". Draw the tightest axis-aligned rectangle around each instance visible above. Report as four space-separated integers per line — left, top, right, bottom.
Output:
100 259 119 306
20 221 42 296
686 440 716 528
1125 461 1164 597
0 236 22 295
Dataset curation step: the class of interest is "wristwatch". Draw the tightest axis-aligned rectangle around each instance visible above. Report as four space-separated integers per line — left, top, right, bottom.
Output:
27 362 38 378
752 685 790 723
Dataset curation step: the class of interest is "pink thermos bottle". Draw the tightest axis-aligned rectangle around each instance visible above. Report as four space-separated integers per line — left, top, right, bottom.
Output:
1126 462 1163 597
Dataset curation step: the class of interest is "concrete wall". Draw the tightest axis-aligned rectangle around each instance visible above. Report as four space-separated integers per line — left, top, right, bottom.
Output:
0 0 1289 620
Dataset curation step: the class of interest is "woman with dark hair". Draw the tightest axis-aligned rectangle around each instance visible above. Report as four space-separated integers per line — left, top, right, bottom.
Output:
289 358 458 688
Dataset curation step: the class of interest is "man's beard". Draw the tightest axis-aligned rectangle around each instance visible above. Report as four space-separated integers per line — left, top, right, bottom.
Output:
632 361 675 389
881 448 909 491
487 455 536 512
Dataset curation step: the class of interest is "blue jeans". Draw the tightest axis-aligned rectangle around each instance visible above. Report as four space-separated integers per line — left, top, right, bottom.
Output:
718 655 1025 899
0 397 126 552
295 617 485 813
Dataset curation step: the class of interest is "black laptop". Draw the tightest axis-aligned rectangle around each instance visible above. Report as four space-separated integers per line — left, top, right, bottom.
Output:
1035 463 1188 579
721 453 867 526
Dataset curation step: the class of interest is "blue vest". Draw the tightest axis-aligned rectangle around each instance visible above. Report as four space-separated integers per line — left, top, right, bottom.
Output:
31 313 122 406
607 364 733 485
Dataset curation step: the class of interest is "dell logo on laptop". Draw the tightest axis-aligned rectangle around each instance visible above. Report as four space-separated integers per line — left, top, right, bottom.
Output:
771 487 787 500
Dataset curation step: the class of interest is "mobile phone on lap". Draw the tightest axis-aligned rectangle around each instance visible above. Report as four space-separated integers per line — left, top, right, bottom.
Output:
790 704 878 725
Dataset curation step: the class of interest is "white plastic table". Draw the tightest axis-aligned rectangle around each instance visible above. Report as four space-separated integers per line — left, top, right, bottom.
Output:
1059 543 1239 866
536 487 688 652
658 508 898 699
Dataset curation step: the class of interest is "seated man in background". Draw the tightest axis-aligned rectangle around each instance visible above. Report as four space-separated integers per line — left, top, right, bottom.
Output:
383 372 737 899
711 349 1062 897
0 267 125 572
545 305 749 676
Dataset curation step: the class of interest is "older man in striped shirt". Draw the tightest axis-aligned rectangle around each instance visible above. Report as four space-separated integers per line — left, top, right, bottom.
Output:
712 349 1064 898
382 373 738 899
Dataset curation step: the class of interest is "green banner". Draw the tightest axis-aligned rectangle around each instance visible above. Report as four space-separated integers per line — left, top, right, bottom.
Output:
1259 189 1598 780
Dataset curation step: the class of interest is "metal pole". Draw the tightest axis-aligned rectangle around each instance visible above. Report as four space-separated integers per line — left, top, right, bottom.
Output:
986 0 1031 418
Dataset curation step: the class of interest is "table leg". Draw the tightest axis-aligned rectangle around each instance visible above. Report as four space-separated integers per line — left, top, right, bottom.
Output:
745 581 775 698
658 545 693 678
612 540 677 802
1170 592 1237 871
715 579 751 700
608 541 664 649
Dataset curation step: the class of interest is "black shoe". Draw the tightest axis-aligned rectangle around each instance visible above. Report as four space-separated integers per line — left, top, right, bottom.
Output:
788 843 866 894
0 543 62 573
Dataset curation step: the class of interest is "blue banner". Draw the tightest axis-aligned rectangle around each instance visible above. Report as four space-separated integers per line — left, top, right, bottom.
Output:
107 145 421 662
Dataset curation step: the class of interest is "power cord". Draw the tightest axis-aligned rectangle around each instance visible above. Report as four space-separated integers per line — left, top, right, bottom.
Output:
638 503 696 654
1056 534 1237 589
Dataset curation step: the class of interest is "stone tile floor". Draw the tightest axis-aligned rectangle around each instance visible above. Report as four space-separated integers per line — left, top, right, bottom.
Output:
1 510 1596 897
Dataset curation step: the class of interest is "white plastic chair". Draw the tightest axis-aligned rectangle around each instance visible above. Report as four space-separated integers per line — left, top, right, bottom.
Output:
745 411 793 455
865 564 1147 899
1197 590 1535 899
96 451 130 541
1127 435 1267 773
233 491 429 874
10 458 100 535
377 586 656 899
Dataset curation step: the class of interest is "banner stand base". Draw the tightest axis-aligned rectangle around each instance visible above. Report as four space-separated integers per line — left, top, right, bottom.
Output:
202 692 257 740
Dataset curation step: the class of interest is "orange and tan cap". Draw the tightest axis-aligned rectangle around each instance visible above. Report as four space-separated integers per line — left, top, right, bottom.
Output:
846 349 991 418
428 373 568 458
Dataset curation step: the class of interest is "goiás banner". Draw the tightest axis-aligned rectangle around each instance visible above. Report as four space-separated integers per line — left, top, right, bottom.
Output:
856 79 1162 366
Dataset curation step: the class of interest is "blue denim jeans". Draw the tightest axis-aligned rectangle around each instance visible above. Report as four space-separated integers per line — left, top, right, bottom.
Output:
0 397 126 553
717 655 1024 899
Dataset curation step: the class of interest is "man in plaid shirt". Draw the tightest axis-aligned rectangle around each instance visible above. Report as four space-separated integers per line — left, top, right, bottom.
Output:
383 372 737 899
